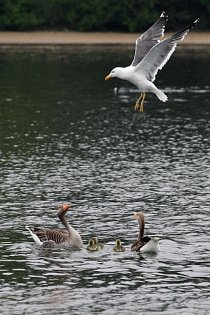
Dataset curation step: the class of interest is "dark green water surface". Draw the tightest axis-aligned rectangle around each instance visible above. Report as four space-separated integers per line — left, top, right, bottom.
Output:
0 47 209 314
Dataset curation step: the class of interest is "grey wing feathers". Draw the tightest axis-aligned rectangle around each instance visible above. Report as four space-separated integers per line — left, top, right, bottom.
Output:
136 18 200 82
131 239 147 251
131 11 168 67
33 227 68 245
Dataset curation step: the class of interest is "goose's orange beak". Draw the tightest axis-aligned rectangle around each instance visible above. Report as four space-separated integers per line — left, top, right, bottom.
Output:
63 204 71 211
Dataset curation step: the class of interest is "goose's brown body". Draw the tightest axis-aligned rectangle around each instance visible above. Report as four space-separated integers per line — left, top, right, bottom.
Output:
26 204 83 248
131 212 159 253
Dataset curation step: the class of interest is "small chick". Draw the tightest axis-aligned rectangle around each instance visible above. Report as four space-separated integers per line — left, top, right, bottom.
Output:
113 239 125 252
92 237 104 250
87 239 98 251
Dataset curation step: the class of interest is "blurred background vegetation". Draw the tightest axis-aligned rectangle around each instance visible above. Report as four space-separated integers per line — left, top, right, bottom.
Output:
0 0 209 32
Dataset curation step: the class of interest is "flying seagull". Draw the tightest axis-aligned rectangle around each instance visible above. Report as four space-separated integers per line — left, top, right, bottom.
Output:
105 12 200 112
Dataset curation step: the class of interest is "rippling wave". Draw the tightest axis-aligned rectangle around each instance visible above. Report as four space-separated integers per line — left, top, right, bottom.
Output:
0 49 209 314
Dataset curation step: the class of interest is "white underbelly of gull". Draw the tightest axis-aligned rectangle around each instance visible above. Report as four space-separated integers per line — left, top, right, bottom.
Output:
105 12 200 112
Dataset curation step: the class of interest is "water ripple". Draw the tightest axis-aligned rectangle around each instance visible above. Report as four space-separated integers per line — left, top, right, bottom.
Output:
0 50 210 314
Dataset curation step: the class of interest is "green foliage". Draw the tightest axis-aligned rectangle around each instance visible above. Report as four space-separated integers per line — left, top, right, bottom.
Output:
0 0 209 31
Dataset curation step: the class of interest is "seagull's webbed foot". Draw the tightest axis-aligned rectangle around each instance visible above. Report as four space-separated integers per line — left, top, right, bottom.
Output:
139 93 146 112
134 92 146 112
134 93 143 111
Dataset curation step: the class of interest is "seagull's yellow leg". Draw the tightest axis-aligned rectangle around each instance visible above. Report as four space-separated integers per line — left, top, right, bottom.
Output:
134 93 143 110
139 93 146 112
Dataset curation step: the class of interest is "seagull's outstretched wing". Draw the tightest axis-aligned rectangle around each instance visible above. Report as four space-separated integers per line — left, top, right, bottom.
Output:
131 11 168 67
135 18 200 82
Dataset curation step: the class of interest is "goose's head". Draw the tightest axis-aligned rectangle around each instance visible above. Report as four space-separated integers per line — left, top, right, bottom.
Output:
59 204 71 212
105 67 126 80
133 212 144 221
57 204 71 218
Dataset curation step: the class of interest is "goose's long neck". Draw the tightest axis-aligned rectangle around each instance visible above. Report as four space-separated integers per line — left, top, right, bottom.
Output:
138 216 145 240
58 208 72 236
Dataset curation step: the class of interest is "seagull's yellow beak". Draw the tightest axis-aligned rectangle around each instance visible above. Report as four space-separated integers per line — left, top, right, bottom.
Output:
105 74 111 81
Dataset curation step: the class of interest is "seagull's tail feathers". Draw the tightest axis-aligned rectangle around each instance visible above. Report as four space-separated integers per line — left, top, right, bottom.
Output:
154 89 168 102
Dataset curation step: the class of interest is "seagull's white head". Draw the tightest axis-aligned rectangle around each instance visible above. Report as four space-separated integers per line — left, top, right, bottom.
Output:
105 67 127 81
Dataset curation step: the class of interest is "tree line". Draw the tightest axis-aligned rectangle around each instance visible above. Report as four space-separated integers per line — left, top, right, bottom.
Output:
0 0 209 32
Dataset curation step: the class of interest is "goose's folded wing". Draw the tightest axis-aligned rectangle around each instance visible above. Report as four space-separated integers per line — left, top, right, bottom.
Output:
131 239 147 251
135 19 199 82
131 11 168 67
32 227 68 244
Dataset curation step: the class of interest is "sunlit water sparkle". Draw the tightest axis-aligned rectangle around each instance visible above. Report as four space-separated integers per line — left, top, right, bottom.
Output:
0 48 209 314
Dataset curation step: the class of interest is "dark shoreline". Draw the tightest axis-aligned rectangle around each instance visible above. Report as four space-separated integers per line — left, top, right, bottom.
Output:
0 43 209 54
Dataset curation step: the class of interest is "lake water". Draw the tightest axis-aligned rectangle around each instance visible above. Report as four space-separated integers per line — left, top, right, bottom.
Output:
0 46 210 315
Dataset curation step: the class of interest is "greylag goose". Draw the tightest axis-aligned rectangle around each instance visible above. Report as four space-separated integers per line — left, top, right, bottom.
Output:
131 212 159 253
113 239 125 252
26 204 83 248
105 12 199 112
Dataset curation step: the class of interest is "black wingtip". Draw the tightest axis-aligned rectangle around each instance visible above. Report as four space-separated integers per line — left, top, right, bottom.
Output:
175 17 200 36
160 11 168 21
188 18 200 30
194 18 200 25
